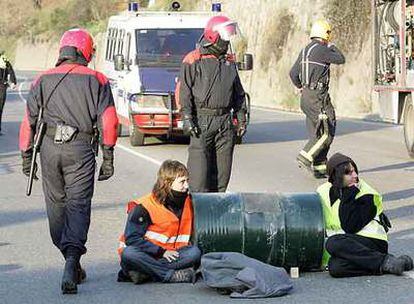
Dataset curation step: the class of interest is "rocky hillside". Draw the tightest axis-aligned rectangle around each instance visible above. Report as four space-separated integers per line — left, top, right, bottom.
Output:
4 0 374 118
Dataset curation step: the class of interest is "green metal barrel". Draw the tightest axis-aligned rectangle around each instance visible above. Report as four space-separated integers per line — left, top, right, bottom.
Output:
192 192 325 271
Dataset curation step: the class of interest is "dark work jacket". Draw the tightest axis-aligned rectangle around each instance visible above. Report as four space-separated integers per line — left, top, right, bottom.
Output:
0 56 17 86
19 60 118 151
289 39 345 90
177 46 246 119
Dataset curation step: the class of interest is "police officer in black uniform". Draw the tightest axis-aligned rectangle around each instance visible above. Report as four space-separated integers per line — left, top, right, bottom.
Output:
19 29 119 294
0 51 17 135
178 15 247 193
290 20 345 178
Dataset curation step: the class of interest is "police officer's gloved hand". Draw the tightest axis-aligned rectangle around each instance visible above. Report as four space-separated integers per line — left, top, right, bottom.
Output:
21 150 38 179
236 112 247 137
98 146 114 181
183 115 200 138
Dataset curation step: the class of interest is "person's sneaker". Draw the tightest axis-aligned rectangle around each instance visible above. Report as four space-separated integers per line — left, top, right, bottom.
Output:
398 255 414 271
61 258 78 294
117 269 133 283
381 255 405 276
168 268 195 283
128 270 150 284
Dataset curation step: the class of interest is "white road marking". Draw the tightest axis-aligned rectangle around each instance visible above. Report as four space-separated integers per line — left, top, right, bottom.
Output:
116 143 162 166
18 76 28 103
0 151 20 158
396 233 414 240
405 270 414 280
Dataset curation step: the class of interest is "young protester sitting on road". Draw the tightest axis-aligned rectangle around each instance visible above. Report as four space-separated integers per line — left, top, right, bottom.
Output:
317 153 413 277
117 160 201 284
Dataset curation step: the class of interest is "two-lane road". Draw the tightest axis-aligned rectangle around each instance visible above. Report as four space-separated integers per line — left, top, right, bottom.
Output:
1 71 414 303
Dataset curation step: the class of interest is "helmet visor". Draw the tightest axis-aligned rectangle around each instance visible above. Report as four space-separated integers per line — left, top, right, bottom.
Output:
213 20 239 41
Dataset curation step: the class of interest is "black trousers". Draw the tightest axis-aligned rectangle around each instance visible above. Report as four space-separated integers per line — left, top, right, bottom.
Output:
40 136 96 258
300 88 336 167
0 84 7 131
188 114 235 192
326 234 388 278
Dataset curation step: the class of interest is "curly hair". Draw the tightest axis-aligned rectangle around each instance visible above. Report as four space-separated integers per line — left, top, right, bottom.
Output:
152 160 189 204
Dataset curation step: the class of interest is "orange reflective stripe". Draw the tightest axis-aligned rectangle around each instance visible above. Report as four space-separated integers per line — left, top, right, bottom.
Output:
117 193 193 256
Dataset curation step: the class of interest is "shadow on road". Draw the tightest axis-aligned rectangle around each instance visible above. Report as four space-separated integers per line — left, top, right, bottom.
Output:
383 188 414 203
244 119 392 145
360 162 414 174
0 201 126 228
0 121 21 155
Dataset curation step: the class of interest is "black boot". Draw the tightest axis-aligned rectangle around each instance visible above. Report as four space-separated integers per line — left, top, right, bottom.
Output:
61 257 78 294
128 270 150 284
76 263 87 284
398 255 414 271
381 255 405 276
117 269 133 282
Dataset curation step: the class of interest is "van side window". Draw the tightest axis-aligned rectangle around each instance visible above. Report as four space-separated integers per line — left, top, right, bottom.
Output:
117 29 125 56
105 28 113 61
106 27 119 61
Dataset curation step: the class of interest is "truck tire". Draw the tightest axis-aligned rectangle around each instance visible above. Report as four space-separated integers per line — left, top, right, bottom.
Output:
129 118 145 146
403 97 414 158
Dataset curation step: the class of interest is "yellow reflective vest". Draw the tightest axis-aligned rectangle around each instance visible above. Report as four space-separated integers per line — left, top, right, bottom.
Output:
317 179 387 266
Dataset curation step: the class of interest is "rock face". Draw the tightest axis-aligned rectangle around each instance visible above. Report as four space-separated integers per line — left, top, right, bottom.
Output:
14 0 376 118
206 0 374 118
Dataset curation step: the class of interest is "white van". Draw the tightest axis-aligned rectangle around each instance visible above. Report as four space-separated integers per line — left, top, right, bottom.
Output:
103 3 251 146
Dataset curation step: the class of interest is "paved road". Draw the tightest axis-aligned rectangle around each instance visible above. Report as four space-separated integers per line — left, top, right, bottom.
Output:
1 71 414 303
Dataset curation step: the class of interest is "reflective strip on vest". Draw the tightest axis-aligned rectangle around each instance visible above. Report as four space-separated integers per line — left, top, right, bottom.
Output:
357 216 387 241
326 229 345 237
317 180 388 242
144 231 191 244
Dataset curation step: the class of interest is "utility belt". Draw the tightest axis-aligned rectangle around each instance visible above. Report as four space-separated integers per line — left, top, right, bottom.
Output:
196 107 231 116
46 124 94 144
302 82 328 91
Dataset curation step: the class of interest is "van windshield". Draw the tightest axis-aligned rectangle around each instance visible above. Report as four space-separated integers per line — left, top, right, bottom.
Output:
136 28 203 67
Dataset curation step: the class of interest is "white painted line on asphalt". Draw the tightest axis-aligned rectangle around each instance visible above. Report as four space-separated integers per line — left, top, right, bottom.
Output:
0 151 20 158
396 233 414 240
18 76 28 103
405 270 414 280
116 143 162 166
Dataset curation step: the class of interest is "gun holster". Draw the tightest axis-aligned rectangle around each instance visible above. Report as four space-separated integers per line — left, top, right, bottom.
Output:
54 124 78 144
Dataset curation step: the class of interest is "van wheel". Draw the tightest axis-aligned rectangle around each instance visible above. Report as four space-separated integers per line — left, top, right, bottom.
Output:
129 121 145 146
403 97 414 158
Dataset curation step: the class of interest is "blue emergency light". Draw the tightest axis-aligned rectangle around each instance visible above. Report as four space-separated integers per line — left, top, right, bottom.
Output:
212 2 222 12
128 2 139 12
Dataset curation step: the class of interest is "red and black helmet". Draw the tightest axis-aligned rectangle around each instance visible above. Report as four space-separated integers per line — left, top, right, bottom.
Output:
204 15 238 44
59 28 95 62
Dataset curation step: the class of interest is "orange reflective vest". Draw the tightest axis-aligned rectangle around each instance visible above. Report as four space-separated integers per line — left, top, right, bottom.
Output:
118 193 193 256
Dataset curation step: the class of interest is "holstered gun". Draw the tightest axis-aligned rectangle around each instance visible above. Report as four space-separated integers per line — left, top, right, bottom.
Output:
91 126 99 157
26 122 46 196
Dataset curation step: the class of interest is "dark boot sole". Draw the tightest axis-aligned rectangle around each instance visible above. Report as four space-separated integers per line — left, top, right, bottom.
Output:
62 281 77 294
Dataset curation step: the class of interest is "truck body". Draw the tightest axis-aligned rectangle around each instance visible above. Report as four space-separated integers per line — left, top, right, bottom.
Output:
373 0 414 156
